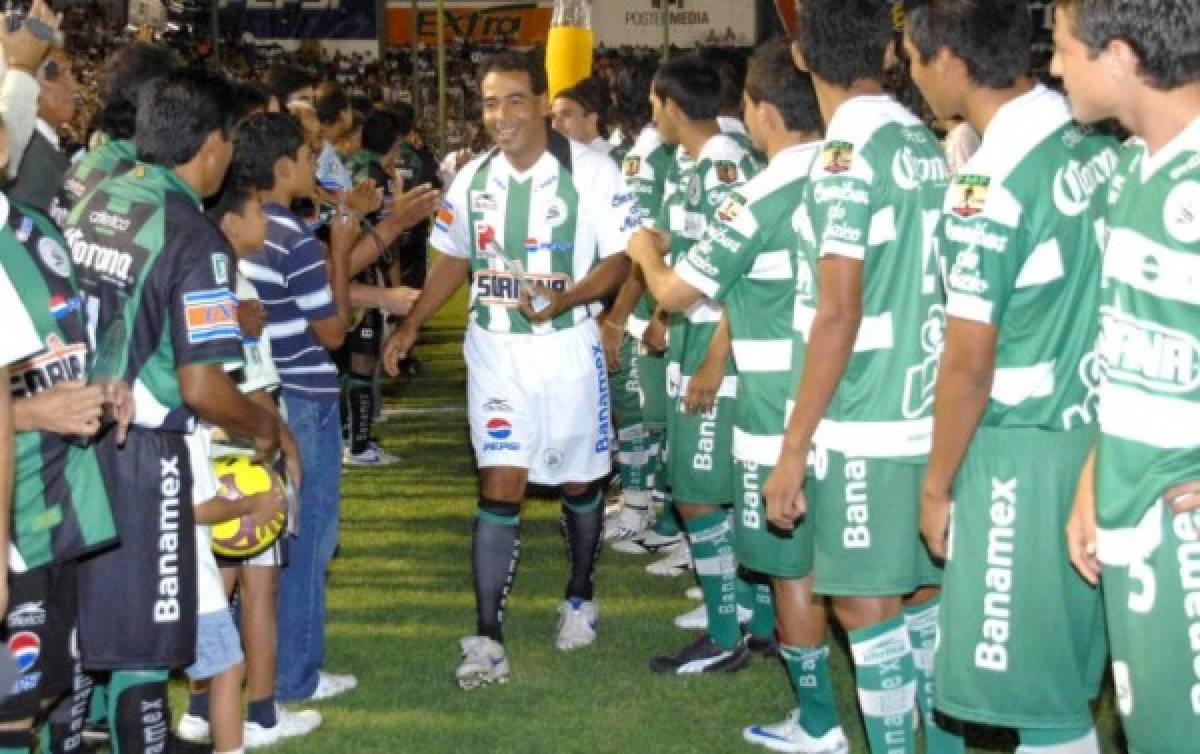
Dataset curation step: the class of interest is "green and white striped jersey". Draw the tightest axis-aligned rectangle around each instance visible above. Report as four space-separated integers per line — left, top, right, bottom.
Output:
1095 118 1200 528
432 133 638 335
621 126 677 339
805 95 949 461
659 133 760 385
940 85 1119 431
676 142 821 466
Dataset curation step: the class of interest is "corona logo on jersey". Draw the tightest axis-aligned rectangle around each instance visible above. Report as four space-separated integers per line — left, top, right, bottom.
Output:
211 456 286 560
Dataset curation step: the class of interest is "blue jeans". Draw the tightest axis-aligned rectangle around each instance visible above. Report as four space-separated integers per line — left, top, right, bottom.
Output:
276 392 342 701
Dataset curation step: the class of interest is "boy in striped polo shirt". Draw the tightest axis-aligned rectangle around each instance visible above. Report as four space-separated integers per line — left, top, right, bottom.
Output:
240 112 437 703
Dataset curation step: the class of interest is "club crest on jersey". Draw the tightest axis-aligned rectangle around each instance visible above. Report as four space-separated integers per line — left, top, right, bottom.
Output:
715 195 744 224
543 197 569 229
16 216 33 243
38 237 71 279
715 161 739 184
822 141 854 174
47 294 82 321
1164 180 1200 244
623 156 642 178
950 175 990 218
182 289 239 344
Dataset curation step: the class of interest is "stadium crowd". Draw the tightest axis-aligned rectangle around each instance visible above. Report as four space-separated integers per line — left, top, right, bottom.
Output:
0 0 1199 753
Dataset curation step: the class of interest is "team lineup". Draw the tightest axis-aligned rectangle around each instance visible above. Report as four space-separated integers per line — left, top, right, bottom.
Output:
0 0 1197 753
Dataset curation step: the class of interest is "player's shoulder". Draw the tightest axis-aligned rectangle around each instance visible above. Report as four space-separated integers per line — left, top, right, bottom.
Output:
572 139 622 184
630 125 665 158
817 96 919 181
700 132 751 165
739 142 821 207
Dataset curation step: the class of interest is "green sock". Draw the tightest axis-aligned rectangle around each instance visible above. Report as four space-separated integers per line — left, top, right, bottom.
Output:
684 509 739 650
88 681 107 724
1016 727 1099 753
748 579 775 640
781 643 841 738
904 599 964 754
109 669 170 754
651 495 682 537
848 615 917 754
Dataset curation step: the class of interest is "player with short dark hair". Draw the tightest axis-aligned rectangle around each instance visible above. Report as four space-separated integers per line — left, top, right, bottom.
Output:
905 2 1119 752
765 2 951 751
58 42 181 220
383 49 637 690
64 66 294 754
1053 1 1200 752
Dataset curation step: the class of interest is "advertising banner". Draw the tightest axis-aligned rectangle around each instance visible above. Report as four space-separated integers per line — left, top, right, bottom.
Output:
385 2 554 46
592 0 756 47
220 0 377 40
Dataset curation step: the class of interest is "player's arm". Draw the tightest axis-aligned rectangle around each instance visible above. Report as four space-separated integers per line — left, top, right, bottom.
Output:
920 318 996 558
1067 446 1099 584
685 315 731 415
600 265 647 370
382 253 470 375
310 210 359 348
524 252 632 323
180 364 279 463
627 228 702 312
765 256 863 530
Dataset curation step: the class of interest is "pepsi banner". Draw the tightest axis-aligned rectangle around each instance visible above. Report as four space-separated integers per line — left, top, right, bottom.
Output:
219 0 377 40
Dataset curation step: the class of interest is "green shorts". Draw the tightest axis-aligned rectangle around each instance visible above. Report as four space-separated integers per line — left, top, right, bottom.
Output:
612 335 644 432
666 395 735 505
1098 500 1200 754
636 350 668 430
734 459 813 579
936 426 1105 731
808 448 940 596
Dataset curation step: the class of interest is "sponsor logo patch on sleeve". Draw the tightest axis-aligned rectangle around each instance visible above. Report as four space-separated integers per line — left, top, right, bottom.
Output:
183 289 240 344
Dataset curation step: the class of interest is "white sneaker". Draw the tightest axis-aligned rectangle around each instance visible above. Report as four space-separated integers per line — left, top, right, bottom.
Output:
555 598 598 651
743 711 850 754
343 442 399 467
176 713 209 744
646 541 693 576
611 530 682 555
685 586 704 600
673 602 754 630
244 706 322 748
456 636 510 690
603 504 650 541
306 670 358 700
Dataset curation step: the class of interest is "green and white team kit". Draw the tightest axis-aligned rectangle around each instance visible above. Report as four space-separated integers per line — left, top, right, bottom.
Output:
934 85 1118 730
676 141 822 577
802 94 948 597
434 132 638 335
1093 118 1200 754
658 132 759 504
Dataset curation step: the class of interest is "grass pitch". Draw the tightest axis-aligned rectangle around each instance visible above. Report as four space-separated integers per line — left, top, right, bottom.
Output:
171 289 1124 753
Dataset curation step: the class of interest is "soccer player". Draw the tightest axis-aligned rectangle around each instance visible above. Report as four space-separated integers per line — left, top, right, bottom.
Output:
382 49 637 689
551 79 612 155
630 37 850 752
1053 1 1200 752
627 54 763 674
56 42 180 223
764 2 950 751
905 2 1118 751
0 120 123 754
64 67 291 754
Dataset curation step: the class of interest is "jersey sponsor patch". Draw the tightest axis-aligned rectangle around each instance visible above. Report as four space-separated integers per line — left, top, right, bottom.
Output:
47 294 82 321
623 156 642 177
822 141 855 174
543 197 569 228
182 289 240 344
10 334 88 398
470 192 497 213
16 216 34 243
486 417 512 439
950 175 991 218
434 203 456 233
211 253 229 286
9 631 40 672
